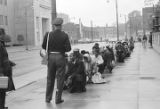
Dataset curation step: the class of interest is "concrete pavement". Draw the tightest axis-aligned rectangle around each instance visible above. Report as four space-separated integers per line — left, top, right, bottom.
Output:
7 45 41 53
6 43 160 109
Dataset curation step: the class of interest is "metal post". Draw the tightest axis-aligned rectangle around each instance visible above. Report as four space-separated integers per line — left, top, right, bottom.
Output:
51 0 57 30
115 0 119 41
25 7 28 50
124 15 127 40
91 20 93 41
129 16 132 37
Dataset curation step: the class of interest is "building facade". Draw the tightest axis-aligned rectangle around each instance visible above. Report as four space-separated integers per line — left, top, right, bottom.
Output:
152 2 160 54
142 7 154 35
128 10 142 37
0 0 55 46
57 13 70 24
63 23 80 43
0 0 15 44
14 0 53 46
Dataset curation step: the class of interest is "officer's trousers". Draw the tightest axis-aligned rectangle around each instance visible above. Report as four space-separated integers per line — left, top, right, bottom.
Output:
46 53 66 101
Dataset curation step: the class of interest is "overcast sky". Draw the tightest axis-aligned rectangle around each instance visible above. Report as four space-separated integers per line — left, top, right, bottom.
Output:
56 0 155 26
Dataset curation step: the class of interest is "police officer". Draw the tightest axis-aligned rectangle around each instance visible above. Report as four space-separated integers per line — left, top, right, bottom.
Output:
42 18 71 104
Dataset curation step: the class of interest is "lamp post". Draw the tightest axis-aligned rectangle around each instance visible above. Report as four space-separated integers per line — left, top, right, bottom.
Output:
23 3 34 50
115 0 119 41
51 0 57 30
107 0 119 41
91 20 93 41
24 7 29 50
124 15 127 40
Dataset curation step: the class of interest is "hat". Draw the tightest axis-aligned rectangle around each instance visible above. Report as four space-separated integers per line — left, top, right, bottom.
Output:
53 18 63 25
84 54 89 58
73 48 79 52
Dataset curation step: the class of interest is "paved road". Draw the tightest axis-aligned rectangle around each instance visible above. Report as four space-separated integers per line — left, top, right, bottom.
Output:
6 43 160 109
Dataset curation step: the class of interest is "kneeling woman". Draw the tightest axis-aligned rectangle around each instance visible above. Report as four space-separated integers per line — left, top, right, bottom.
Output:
66 49 86 93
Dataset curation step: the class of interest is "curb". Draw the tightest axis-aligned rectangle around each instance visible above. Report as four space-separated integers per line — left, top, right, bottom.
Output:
7 47 41 53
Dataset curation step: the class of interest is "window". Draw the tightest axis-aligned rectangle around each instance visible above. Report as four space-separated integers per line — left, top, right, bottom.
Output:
4 0 7 5
0 0 2 5
0 15 3 25
36 17 39 29
4 16 8 25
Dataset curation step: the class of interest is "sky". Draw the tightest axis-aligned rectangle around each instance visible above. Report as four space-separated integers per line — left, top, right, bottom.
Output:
56 0 154 27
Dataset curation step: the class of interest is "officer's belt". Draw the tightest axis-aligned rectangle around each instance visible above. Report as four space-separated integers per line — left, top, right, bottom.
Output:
50 52 61 54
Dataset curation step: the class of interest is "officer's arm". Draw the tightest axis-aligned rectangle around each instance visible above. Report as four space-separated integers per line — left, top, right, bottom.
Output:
42 32 49 50
0 43 4 75
64 34 71 52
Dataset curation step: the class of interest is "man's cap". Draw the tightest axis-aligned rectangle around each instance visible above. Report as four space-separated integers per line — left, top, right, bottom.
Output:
73 48 79 52
53 18 63 25
84 54 89 58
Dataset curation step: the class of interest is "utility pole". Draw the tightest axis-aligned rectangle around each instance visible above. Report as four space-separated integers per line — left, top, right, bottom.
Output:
115 0 119 41
91 20 93 41
79 18 83 39
129 16 132 37
51 0 57 30
25 7 28 50
124 15 127 40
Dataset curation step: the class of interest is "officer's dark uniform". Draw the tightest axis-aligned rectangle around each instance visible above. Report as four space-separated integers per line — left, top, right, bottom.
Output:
42 18 71 104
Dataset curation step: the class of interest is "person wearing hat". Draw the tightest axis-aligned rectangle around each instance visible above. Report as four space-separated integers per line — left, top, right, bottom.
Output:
42 18 71 104
0 28 15 109
65 48 86 93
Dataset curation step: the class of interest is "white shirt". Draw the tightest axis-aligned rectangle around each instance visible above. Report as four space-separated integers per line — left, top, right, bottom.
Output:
91 54 104 65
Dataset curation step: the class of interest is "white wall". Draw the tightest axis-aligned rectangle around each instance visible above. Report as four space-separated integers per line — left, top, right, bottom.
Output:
33 0 52 46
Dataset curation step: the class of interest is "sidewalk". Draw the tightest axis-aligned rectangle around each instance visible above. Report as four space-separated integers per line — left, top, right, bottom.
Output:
7 45 41 53
6 43 79 53
6 43 160 109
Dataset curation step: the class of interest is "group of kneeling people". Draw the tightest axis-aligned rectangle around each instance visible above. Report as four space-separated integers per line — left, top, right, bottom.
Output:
64 43 116 93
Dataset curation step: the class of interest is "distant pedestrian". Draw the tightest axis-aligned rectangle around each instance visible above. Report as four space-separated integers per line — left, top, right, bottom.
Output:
129 36 134 51
0 28 15 109
42 18 71 104
142 34 147 48
149 32 153 48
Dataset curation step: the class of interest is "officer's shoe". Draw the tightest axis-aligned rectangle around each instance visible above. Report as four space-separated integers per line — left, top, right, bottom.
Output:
55 99 64 104
55 91 64 104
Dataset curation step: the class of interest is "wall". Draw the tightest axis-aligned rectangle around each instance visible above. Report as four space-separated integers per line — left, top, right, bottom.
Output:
33 0 52 46
153 32 160 53
14 0 35 45
0 0 15 44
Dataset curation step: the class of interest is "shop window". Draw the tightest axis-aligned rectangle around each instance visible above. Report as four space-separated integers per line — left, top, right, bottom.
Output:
4 16 8 25
0 0 2 5
36 17 39 30
0 15 3 25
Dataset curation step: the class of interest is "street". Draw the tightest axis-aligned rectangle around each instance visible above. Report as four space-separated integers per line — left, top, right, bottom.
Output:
5 42 160 109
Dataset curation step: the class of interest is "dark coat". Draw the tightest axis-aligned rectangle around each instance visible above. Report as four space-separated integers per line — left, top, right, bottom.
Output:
0 40 15 91
42 30 71 54
66 56 86 93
